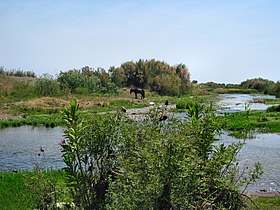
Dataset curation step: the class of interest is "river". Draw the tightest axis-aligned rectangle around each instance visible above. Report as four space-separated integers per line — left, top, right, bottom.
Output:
216 93 275 113
218 132 280 193
0 126 64 171
0 94 279 193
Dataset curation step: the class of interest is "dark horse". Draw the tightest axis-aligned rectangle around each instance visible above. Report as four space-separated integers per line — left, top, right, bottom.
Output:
130 88 145 99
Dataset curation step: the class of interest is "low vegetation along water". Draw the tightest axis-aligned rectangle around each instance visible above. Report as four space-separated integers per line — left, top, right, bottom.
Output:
0 94 279 194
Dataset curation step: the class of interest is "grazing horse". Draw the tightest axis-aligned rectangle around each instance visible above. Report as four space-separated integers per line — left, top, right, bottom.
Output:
130 88 145 99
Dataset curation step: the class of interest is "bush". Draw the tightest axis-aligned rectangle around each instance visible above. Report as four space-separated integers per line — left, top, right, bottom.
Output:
61 101 263 209
61 101 126 209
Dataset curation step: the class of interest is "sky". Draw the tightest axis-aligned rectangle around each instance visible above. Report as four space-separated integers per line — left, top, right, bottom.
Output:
0 0 279 84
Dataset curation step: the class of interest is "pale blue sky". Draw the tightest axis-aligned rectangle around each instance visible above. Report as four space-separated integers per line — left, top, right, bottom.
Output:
0 0 279 83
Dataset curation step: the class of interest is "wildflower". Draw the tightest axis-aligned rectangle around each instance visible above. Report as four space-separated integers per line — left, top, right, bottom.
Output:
58 139 66 146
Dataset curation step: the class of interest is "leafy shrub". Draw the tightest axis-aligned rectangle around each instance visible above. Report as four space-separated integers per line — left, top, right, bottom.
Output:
61 100 125 209
61 101 263 209
151 73 181 96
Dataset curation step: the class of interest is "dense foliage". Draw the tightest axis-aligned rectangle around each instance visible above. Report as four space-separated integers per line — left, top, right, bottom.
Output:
109 59 191 95
2 61 280 99
241 78 280 97
57 66 117 94
60 100 263 209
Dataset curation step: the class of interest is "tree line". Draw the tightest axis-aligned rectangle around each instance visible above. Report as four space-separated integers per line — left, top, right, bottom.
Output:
200 78 280 97
1 61 280 98
240 78 280 97
34 59 191 97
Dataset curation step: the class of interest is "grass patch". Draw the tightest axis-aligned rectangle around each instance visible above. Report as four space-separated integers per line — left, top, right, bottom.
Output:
0 113 65 128
244 197 280 210
221 110 280 138
267 104 280 112
0 171 32 210
0 94 151 128
264 98 280 105
0 170 69 210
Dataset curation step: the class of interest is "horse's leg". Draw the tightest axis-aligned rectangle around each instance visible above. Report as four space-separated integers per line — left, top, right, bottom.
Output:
135 93 137 99
141 91 144 99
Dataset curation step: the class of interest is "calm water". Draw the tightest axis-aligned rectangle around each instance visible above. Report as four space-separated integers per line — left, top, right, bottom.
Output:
0 94 279 193
0 126 65 171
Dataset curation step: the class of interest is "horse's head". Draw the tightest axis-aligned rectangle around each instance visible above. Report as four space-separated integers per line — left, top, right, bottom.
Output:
130 88 134 94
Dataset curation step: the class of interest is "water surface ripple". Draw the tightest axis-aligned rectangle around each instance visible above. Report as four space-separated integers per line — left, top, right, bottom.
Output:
0 126 65 171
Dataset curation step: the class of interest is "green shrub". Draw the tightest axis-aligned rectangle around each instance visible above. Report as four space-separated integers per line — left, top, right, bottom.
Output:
60 101 263 209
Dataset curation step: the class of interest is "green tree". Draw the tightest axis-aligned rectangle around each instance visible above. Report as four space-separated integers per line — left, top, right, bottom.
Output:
272 81 280 98
121 61 143 87
57 69 82 93
94 67 117 93
108 66 125 88
240 78 274 94
111 59 191 95
174 63 191 94
151 73 181 95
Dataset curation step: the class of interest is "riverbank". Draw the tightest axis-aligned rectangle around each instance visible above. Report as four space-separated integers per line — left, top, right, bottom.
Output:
0 94 153 128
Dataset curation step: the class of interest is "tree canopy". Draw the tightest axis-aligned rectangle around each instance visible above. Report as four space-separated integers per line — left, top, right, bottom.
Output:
109 59 191 95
